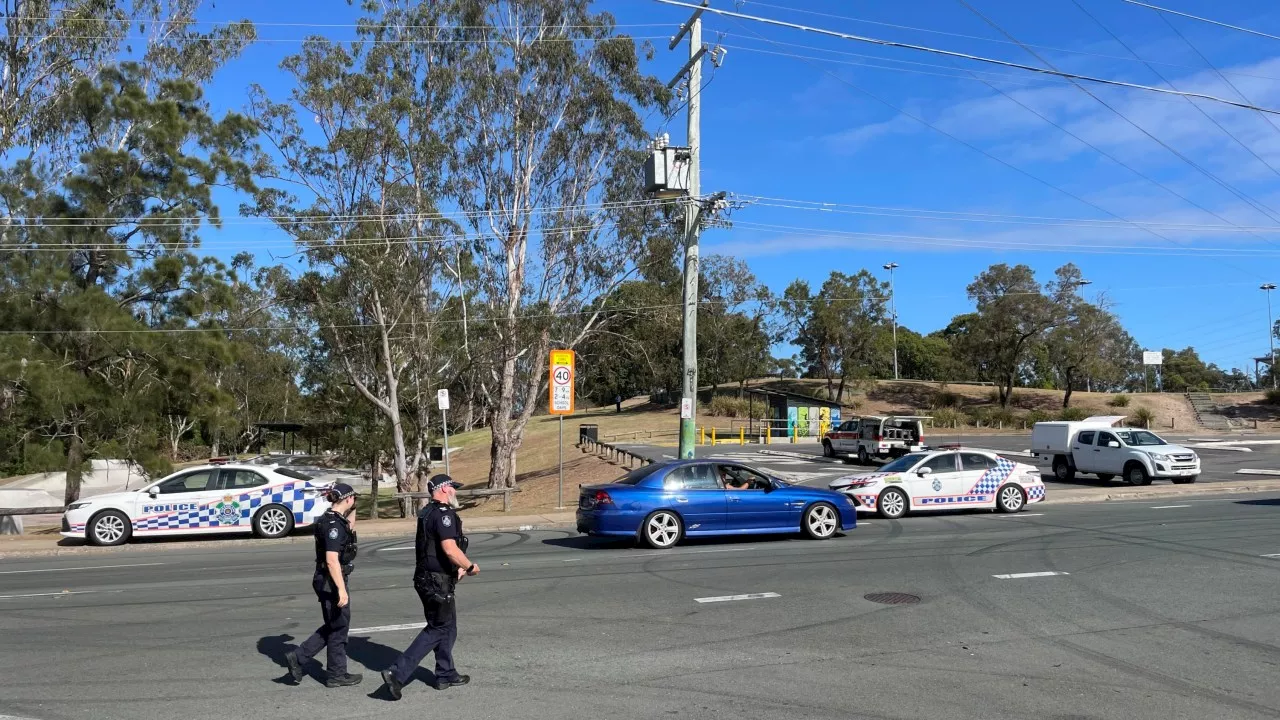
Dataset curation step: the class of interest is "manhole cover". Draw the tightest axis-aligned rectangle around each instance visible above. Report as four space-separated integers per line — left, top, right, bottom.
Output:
864 592 921 605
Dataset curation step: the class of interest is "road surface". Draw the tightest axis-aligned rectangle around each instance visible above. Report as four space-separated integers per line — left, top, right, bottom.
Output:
3 494 1280 719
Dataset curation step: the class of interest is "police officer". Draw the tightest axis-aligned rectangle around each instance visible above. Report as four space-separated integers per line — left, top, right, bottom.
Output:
380 474 478 701
285 482 362 688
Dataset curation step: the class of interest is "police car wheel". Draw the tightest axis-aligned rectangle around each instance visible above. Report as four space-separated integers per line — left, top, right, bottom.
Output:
88 510 131 546
996 485 1025 513
640 510 682 549
877 488 908 520
802 503 840 539
254 505 295 539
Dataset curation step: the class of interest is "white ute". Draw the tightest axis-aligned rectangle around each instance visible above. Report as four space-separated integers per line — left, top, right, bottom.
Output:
1032 416 1200 486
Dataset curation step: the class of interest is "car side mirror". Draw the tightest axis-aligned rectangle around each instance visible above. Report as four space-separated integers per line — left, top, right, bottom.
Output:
917 467 933 477
1108 442 1121 449
147 486 160 497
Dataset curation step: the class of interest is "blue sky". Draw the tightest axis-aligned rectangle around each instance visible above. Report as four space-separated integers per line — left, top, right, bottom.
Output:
195 0 1280 375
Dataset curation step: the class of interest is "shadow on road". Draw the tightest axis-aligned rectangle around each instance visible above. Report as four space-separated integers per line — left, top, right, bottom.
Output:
1236 498 1280 507
257 632 441 693
256 633 302 685
541 531 820 552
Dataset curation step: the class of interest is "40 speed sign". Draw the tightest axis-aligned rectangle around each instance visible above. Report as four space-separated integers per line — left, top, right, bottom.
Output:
549 349 575 415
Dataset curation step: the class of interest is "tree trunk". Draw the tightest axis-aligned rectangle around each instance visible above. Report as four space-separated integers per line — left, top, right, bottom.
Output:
1000 378 1013 409
63 435 84 506
836 375 847 403
369 453 381 520
1062 367 1075 409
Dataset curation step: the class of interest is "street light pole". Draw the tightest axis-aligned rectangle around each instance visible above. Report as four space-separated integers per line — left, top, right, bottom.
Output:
1264 283 1277 390
883 262 899 380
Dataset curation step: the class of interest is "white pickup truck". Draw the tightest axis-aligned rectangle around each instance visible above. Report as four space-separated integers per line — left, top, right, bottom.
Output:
1031 416 1200 485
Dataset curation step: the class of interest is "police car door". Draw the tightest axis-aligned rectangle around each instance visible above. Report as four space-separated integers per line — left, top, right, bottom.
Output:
958 452 1002 507
137 469 221 535
909 453 962 507
214 468 271 532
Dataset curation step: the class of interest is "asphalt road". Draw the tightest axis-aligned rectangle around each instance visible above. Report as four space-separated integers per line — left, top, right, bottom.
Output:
619 434 1280 492
4 495 1280 719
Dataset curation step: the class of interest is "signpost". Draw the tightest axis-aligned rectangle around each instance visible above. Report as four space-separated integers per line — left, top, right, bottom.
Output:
437 388 451 475
549 350 575 509
1142 351 1163 393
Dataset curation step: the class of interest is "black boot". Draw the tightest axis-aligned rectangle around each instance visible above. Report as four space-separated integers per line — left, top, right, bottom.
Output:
325 672 363 688
381 670 404 701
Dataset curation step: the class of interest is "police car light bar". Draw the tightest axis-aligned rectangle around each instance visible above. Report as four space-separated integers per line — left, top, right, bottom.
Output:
208 457 232 465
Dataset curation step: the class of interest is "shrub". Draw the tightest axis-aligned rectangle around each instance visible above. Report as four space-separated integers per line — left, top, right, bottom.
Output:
1266 389 1280 406
1025 410 1053 425
933 390 963 409
971 407 1015 426
1130 407 1155 427
1058 407 1089 421
707 395 765 419
1108 394 1131 408
930 407 967 427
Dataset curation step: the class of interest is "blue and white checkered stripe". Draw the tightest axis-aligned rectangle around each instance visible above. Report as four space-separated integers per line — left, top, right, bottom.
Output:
1027 485 1046 501
133 481 321 532
969 458 1018 495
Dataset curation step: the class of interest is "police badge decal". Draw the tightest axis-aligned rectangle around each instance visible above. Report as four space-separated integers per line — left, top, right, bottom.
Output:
215 495 242 525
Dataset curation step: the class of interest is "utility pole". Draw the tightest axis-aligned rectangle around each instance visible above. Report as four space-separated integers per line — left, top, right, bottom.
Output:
1074 278 1091 391
673 1 706 460
883 262 899 380
1261 281 1276 390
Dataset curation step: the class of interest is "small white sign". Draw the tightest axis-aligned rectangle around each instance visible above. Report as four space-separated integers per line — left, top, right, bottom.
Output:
1142 351 1163 366
437 388 450 410
680 398 694 419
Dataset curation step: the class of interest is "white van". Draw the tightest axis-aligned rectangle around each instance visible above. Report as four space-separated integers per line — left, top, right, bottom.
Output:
1031 417 1199 485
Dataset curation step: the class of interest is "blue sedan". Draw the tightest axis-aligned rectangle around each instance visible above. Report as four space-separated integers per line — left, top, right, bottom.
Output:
576 459 857 549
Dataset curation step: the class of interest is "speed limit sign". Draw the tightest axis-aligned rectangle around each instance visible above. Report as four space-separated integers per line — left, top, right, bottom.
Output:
549 350 575 415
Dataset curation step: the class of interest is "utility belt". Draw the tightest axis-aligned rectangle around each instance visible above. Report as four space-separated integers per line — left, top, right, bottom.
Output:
414 570 457 603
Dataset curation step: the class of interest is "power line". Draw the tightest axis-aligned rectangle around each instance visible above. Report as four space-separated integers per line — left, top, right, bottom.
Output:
1 16 675 30
736 0 1280 82
1119 1 1280 43
717 15 1264 267
652 0 1280 115
957 0 1280 229
0 33 669 45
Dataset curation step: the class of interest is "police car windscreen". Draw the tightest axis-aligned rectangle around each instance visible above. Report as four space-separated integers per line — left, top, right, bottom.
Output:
273 468 315 481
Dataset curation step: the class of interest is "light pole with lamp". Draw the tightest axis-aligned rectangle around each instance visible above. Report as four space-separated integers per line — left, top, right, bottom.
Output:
1263 283 1277 389
883 262 899 380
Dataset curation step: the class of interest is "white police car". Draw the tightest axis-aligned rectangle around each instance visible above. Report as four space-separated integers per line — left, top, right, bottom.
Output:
827 448 1045 519
61 460 333 546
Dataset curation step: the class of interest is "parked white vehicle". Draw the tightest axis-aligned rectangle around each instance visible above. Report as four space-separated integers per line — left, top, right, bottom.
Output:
61 461 332 546
827 448 1045 519
1031 417 1200 486
823 415 927 464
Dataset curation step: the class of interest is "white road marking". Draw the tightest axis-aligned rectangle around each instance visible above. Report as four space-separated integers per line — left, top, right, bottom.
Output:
0 591 101 599
349 623 423 634
0 562 164 575
0 714 43 719
1150 505 1192 509
992 513 1045 518
383 545 414 551
1261 554 1280 558
992 571 1070 579
695 592 781 603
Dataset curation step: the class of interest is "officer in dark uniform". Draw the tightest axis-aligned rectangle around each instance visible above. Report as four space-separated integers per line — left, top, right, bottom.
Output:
380 474 478 701
285 482 362 688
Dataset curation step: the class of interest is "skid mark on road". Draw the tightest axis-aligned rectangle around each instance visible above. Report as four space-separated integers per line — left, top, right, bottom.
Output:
694 592 781 603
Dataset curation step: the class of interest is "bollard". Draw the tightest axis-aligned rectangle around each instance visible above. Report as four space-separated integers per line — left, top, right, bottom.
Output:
700 426 705 445
711 427 717 445
765 426 771 445
740 427 745 446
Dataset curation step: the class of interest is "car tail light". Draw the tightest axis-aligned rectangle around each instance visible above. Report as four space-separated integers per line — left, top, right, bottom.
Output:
594 490 613 506
873 434 882 442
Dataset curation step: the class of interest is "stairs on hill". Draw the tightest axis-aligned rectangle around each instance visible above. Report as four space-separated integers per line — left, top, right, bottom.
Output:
1186 392 1232 430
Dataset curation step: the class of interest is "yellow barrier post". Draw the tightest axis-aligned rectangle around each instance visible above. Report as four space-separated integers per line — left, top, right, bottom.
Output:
739 427 745 445
765 426 771 445
711 427 717 445
699 426 705 445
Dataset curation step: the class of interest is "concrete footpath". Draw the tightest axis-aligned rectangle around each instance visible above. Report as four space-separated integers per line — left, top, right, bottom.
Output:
4 479 1280 558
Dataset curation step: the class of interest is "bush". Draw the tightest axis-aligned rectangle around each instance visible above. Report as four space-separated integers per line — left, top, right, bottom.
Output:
930 407 967 427
1108 394 1131 408
707 395 765 419
933 390 963 409
1266 389 1280 406
1025 410 1053 425
972 407 1015 426
1130 407 1155 427
1058 407 1089 421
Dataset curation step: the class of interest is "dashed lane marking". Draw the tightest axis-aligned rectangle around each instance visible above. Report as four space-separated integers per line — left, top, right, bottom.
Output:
0 591 103 600
992 571 1070 579
1150 505 1192 509
695 592 781 603
349 623 423 634
0 562 164 575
